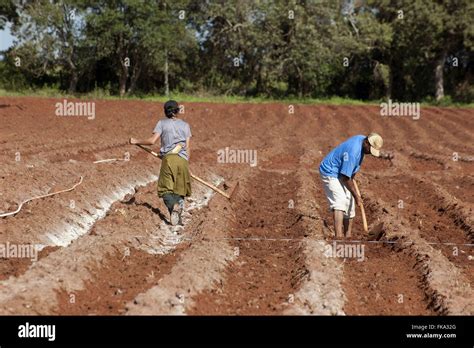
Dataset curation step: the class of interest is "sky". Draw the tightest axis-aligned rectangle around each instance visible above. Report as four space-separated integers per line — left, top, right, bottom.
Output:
0 23 15 51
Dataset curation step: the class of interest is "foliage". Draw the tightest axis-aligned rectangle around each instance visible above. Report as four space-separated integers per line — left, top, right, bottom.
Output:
0 0 472 103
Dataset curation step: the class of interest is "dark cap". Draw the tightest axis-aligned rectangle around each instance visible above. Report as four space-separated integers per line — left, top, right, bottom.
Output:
164 100 179 118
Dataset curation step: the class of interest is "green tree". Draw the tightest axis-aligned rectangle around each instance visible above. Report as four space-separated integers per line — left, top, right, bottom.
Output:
9 0 85 92
84 0 195 97
370 0 473 101
335 0 393 99
0 0 18 30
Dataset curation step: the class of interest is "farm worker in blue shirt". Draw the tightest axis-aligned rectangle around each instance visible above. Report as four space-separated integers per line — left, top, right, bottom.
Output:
319 133 383 239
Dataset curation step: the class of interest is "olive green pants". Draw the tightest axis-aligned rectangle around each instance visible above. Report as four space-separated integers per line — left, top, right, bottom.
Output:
157 154 192 198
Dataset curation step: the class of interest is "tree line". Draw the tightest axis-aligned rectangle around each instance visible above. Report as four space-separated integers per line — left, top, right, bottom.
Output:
0 0 472 102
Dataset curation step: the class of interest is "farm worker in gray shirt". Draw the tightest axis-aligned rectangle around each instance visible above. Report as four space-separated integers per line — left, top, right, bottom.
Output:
130 100 192 225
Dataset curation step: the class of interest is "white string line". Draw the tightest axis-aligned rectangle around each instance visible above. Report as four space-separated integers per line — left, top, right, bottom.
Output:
0 176 84 218
177 236 474 247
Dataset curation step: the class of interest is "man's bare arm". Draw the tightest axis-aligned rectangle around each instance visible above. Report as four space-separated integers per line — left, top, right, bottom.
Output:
340 174 362 206
130 133 160 145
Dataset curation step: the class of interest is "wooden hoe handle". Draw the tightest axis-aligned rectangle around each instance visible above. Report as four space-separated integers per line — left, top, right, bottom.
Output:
135 144 230 199
353 180 369 232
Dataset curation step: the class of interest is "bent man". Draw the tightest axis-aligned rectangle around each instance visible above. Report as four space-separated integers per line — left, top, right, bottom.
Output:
130 100 192 225
319 133 383 239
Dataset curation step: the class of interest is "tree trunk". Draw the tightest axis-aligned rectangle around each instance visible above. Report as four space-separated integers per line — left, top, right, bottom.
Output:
255 63 263 95
119 64 128 98
127 62 141 95
66 55 78 93
164 49 169 97
387 66 392 99
298 73 303 99
294 64 303 98
68 71 78 94
62 5 77 94
434 50 447 101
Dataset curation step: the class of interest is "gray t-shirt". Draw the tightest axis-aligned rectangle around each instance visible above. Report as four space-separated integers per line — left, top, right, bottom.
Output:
153 118 192 160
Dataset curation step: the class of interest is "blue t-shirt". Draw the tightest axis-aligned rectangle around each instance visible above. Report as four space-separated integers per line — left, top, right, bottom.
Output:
319 135 365 178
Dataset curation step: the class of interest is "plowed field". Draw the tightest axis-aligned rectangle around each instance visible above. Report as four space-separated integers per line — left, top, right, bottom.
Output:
0 97 472 315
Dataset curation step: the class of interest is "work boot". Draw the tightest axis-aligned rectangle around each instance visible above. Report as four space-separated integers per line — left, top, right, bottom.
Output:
170 203 181 226
163 193 182 225
170 198 185 226
178 197 185 225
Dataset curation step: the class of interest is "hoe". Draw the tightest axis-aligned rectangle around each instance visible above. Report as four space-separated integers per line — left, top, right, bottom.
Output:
135 144 239 200
354 179 385 241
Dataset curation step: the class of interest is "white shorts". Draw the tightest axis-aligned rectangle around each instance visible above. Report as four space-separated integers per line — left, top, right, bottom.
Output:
320 174 356 219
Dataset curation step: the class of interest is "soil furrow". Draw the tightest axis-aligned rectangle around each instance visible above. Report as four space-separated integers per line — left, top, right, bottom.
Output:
0 97 472 315
188 169 307 314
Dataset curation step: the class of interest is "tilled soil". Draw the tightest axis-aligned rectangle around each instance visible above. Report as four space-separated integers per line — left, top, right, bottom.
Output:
0 97 472 315
189 169 307 315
